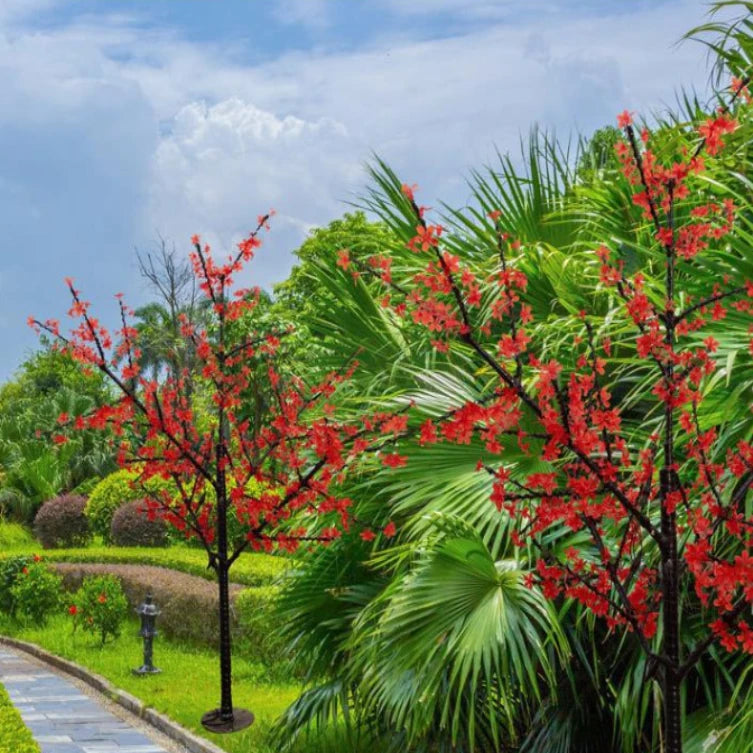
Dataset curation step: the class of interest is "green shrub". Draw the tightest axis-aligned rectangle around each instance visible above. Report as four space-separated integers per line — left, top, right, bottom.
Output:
51 562 280 661
70 476 100 497
86 469 172 544
72 574 129 645
110 500 168 548
33 494 91 549
0 682 40 753
234 586 286 665
0 555 34 617
9 561 62 625
0 521 34 550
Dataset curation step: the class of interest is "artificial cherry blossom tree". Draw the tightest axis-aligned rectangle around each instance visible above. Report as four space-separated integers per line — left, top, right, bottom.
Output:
339 82 753 752
31 216 404 733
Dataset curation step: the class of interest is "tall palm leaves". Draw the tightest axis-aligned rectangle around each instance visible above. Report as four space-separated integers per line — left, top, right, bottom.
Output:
276 11 753 746
355 526 567 752
275 131 618 751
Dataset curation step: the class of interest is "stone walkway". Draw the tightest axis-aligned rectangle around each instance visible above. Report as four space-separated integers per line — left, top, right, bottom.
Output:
0 649 170 753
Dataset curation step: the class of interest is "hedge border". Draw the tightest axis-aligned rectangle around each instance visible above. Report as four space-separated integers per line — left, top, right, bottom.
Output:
0 678 39 753
0 546 289 587
0 636 226 753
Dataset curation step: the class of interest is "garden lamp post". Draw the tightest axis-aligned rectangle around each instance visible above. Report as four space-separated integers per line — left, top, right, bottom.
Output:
133 593 161 676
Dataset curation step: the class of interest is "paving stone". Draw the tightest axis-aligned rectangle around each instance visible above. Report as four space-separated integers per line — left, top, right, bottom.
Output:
36 735 74 743
0 649 171 753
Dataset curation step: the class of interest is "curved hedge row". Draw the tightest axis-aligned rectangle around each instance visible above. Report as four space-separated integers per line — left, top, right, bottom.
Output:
50 563 285 665
0 546 288 587
0 682 40 753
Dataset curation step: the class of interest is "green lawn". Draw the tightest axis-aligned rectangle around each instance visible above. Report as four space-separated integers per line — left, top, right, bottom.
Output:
0 613 310 753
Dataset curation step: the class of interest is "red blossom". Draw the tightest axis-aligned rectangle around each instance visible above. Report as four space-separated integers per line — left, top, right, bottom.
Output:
617 110 633 128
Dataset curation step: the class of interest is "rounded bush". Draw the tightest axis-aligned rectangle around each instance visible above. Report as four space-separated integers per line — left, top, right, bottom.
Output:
85 470 141 543
110 500 168 548
33 494 91 549
86 470 172 544
71 574 129 645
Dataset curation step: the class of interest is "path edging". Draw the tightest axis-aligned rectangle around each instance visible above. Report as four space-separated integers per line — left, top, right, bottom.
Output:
0 635 227 753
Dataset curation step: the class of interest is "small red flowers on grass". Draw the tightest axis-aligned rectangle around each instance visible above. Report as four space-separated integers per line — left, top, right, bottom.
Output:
699 114 737 155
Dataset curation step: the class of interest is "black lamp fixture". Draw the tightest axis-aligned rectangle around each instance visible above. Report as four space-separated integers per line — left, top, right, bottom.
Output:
133 592 161 676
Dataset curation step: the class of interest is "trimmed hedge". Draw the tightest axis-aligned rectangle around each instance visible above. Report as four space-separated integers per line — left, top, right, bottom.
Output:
234 586 287 666
21 547 282 585
33 495 90 549
0 546 288 587
0 682 40 753
54 563 244 647
110 501 168 548
51 563 282 665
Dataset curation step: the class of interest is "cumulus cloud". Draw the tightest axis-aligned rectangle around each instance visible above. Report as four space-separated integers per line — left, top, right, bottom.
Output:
149 98 360 286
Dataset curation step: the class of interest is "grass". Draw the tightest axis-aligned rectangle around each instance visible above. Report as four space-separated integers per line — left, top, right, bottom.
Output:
0 613 344 753
0 681 39 753
0 538 288 586
0 522 34 551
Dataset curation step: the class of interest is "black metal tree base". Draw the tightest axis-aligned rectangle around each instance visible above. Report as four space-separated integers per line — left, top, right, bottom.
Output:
132 665 161 676
201 708 255 733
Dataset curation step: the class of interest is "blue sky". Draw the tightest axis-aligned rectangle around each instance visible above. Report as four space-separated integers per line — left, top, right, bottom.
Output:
0 0 725 380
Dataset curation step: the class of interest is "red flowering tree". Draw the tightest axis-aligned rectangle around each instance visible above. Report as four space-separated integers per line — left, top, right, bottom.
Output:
30 215 405 733
338 83 753 752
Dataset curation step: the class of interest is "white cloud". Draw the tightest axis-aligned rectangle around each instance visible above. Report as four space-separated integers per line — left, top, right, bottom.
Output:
0 0 56 23
0 0 727 377
149 98 360 286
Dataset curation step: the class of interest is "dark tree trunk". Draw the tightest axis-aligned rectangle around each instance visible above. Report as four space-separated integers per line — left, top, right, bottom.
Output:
217 496 234 721
661 469 683 753
201 425 254 733
661 184 682 753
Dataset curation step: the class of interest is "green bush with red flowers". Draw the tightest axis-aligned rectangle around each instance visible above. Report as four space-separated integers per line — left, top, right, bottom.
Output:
7 559 62 625
69 574 128 645
0 555 35 618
